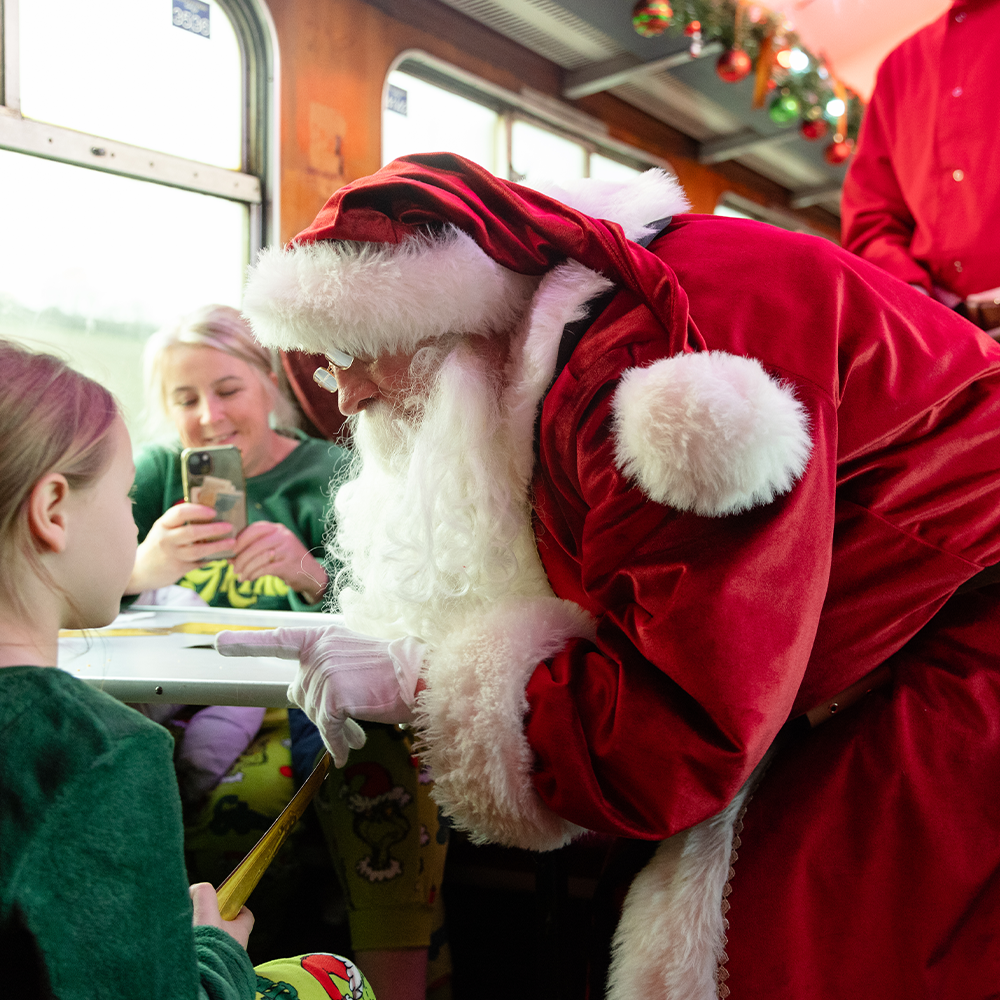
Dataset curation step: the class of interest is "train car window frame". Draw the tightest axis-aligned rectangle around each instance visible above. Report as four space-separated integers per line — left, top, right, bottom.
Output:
0 0 278 440
383 50 669 185
0 0 278 254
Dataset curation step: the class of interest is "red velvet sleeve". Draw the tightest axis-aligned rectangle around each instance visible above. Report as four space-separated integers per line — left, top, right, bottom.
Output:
525 351 836 840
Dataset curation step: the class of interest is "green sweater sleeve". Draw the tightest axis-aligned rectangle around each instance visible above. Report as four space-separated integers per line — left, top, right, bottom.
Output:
1 671 255 999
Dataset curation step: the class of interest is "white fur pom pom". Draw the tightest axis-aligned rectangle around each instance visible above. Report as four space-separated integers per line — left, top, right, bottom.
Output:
611 351 812 517
534 168 689 242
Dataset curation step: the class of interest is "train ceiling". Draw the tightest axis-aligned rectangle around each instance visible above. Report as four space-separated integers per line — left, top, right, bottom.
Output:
433 0 950 217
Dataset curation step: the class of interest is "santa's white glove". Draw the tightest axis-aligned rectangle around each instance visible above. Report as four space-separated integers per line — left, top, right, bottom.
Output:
214 622 425 767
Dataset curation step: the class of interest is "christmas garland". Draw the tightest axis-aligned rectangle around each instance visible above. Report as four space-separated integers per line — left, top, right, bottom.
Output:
631 0 863 164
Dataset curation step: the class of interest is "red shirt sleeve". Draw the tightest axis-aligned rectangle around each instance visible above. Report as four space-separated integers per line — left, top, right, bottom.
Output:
841 63 932 292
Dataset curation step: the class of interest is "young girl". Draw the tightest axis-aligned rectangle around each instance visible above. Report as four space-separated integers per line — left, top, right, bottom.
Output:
0 341 375 1000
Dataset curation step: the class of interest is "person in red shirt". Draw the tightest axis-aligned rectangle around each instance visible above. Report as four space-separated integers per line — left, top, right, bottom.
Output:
841 0 1000 333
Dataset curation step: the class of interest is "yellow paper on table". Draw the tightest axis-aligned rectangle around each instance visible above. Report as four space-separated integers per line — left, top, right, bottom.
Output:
59 621 276 638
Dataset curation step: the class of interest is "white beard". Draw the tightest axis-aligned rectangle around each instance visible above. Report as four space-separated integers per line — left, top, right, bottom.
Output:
328 338 552 645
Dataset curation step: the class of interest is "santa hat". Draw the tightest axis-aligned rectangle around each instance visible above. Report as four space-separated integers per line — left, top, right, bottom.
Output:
242 153 694 360
243 154 811 516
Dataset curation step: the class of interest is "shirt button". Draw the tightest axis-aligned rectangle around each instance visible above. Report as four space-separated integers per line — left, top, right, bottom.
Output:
955 11 966 21
953 168 965 181
955 261 963 272
952 86 963 97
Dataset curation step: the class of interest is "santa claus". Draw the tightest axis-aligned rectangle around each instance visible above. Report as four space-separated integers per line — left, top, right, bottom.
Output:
219 153 1000 998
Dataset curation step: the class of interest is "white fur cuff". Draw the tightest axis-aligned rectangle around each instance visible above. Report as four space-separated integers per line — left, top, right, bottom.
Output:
414 596 595 851
612 351 812 517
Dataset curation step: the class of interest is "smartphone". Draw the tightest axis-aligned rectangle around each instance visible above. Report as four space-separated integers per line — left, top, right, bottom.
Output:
181 445 247 560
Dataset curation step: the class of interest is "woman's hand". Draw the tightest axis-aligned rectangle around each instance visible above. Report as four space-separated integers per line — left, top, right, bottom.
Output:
230 520 329 604
189 882 254 948
125 503 237 594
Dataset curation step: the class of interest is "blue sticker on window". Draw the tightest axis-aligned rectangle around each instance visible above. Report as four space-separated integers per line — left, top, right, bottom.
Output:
173 0 211 38
387 84 408 116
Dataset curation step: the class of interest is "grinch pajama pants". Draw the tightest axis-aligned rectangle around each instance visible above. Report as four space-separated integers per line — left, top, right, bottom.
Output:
182 710 451 989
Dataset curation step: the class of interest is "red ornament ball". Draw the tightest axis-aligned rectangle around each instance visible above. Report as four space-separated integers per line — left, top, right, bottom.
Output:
684 20 702 35
716 48 753 83
800 118 829 141
632 0 672 37
824 138 854 165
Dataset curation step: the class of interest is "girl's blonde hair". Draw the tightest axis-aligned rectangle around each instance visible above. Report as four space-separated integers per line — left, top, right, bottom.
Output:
0 340 119 612
143 304 298 436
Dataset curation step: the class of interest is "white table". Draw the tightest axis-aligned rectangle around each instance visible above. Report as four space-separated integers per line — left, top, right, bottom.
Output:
58 605 336 707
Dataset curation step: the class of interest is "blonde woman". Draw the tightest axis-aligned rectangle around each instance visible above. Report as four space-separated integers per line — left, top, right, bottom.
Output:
126 304 344 610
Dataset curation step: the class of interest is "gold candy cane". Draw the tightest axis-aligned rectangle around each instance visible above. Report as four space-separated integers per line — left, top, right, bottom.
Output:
216 751 332 920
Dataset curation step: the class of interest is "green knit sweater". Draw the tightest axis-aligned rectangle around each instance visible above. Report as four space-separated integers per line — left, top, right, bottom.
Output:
0 666 256 998
132 432 349 611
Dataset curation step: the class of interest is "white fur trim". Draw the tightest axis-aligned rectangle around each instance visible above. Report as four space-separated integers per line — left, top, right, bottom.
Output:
612 352 812 517
607 747 774 1000
243 169 687 360
534 168 690 242
414 595 596 851
504 260 615 486
243 227 539 359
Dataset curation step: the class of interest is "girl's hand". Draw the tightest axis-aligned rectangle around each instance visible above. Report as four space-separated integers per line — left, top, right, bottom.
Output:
125 503 237 594
189 882 254 948
230 521 328 604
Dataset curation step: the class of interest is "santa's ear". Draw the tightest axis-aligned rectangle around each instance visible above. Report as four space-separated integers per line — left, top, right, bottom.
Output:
27 473 71 554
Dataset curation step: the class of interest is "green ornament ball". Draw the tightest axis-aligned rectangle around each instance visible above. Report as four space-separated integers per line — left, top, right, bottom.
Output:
768 92 800 125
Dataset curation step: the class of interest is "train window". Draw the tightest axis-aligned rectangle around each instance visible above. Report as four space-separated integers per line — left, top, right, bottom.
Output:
591 153 642 183
383 71 500 172
0 150 248 430
510 119 587 185
0 0 273 442
383 58 657 187
19 0 242 167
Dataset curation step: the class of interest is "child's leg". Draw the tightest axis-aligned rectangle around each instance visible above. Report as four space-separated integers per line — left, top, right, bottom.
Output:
302 722 452 1000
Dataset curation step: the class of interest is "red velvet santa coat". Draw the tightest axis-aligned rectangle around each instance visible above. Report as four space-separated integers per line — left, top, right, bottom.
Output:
527 217 1000 996
243 155 1000 998
841 0 1000 298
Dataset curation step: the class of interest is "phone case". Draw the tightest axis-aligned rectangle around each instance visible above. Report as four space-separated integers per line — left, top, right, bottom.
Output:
181 445 248 560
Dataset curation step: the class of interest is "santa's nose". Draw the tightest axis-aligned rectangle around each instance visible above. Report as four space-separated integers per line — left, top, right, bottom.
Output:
334 366 379 415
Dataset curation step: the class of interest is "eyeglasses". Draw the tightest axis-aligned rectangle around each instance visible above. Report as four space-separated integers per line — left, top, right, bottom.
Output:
312 349 355 393
326 348 355 370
